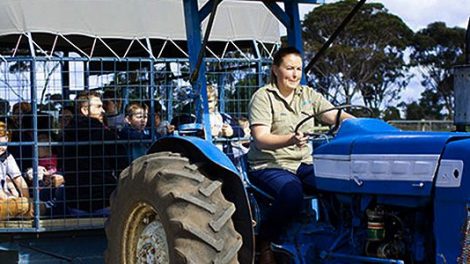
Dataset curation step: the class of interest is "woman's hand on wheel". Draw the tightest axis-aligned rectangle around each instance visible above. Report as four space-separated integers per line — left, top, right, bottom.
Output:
291 131 309 148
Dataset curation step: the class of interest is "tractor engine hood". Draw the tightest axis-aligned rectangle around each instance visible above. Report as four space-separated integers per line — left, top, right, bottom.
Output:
313 118 469 203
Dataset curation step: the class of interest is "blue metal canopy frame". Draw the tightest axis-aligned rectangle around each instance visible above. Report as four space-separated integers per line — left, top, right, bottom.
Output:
182 0 323 140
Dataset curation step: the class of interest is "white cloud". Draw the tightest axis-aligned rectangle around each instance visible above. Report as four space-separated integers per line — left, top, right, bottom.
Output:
379 0 469 31
301 0 470 32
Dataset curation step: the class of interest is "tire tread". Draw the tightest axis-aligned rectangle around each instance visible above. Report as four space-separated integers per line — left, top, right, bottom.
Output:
105 151 242 264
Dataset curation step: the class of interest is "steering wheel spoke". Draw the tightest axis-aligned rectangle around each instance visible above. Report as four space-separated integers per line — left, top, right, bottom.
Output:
294 104 373 140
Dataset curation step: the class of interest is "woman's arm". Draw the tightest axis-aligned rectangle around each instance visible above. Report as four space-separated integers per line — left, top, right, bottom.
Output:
251 124 308 150
320 110 355 125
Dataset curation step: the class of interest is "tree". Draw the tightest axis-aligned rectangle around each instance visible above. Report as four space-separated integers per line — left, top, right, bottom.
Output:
303 0 413 113
382 106 401 120
410 22 466 118
400 89 445 120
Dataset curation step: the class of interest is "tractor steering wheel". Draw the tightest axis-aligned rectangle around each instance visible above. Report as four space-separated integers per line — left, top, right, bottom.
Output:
294 104 374 139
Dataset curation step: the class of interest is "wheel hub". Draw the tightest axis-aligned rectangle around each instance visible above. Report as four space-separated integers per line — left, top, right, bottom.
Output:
126 203 170 264
136 219 169 263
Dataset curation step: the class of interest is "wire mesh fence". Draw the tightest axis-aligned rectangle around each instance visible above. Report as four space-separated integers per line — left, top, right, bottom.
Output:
388 120 455 132
0 55 269 232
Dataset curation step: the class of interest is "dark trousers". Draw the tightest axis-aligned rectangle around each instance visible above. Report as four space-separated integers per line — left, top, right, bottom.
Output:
40 185 66 216
249 163 315 241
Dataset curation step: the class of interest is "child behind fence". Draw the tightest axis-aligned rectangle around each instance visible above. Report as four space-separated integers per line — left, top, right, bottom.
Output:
0 121 32 219
206 85 246 163
119 102 152 162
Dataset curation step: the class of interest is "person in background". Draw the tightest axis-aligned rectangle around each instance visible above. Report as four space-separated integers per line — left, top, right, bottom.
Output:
0 121 32 219
237 116 251 149
238 116 250 138
0 99 10 123
102 89 125 131
0 121 29 199
37 133 64 188
10 102 31 129
59 106 74 131
206 84 245 162
25 133 66 216
247 46 354 263
57 105 74 141
119 102 152 162
153 102 174 137
62 90 126 214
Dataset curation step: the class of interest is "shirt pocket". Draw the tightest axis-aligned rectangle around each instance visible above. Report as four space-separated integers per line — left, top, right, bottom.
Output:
272 112 289 133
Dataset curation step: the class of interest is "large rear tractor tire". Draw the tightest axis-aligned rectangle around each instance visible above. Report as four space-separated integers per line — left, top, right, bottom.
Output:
105 152 243 263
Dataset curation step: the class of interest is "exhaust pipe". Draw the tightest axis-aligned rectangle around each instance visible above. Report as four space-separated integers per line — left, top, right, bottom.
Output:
454 17 470 132
466 17 470 64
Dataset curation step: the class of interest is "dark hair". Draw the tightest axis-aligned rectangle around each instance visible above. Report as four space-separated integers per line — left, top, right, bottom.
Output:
270 46 302 85
61 105 75 114
75 90 102 111
102 89 121 101
125 102 149 117
0 99 10 115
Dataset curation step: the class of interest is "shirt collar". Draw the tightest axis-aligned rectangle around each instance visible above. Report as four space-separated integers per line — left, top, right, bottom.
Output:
0 151 8 163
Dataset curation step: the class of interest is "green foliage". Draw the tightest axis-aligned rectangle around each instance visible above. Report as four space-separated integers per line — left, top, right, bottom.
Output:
303 0 413 112
400 89 445 120
410 22 466 118
382 106 402 120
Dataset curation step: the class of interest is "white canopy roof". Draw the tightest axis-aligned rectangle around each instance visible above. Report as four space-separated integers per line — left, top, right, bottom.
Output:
0 0 280 43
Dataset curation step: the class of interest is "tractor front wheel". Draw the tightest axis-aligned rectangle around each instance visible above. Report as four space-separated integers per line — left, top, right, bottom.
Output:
105 152 242 263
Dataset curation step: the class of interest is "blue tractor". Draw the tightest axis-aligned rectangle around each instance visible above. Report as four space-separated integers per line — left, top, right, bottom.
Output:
105 0 470 263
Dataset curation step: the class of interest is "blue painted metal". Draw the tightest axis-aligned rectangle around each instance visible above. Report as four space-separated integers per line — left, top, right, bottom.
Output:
284 1 306 84
29 56 40 230
148 135 255 260
176 1 470 262
314 118 470 200
182 0 212 141
150 135 239 174
263 2 291 29
263 1 306 84
149 59 156 140
241 117 470 262
433 138 470 263
199 0 217 22
316 118 466 156
217 73 226 113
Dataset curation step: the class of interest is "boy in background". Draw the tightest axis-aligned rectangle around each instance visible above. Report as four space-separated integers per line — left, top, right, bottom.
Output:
102 90 125 130
119 102 152 162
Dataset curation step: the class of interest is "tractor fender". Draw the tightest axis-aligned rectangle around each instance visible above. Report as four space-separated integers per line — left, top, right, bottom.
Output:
149 136 239 174
148 136 255 263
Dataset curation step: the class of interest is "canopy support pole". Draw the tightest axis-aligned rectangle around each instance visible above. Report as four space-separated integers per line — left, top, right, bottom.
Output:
183 0 216 141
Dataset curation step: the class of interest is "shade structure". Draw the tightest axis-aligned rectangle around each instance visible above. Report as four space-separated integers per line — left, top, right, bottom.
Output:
0 0 280 58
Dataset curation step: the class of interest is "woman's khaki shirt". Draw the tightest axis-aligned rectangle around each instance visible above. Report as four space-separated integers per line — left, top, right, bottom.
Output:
247 84 333 173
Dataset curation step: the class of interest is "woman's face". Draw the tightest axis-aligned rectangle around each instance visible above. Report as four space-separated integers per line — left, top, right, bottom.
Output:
273 53 302 92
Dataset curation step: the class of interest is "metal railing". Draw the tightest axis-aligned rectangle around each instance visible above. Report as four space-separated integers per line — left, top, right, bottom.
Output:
0 55 270 232
388 120 455 132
